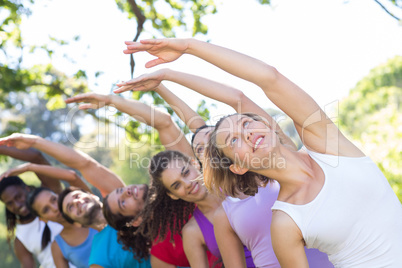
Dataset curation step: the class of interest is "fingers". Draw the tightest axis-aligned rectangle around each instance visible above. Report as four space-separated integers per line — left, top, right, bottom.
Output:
145 58 165 68
0 138 12 147
78 103 98 110
65 93 94 104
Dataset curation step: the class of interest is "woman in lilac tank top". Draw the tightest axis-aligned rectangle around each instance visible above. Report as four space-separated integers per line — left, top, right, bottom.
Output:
114 57 296 268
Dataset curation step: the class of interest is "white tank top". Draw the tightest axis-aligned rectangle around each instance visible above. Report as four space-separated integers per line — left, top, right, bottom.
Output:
16 217 63 268
271 148 402 267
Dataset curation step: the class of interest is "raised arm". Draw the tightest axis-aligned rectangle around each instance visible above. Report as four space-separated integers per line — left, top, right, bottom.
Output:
116 68 296 150
124 38 362 156
0 163 91 193
115 71 206 133
0 134 124 197
213 206 247 268
65 92 195 158
0 146 63 193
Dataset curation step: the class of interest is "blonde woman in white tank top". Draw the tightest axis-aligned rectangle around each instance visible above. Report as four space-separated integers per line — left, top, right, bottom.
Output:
119 37 402 267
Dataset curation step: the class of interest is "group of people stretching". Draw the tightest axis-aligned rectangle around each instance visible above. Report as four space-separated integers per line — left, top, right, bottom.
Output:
1 38 401 268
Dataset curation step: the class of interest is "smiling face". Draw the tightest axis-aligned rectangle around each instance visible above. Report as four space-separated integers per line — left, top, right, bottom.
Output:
215 114 279 171
32 190 63 223
106 184 148 218
160 159 208 203
0 185 30 217
62 190 101 225
192 126 214 165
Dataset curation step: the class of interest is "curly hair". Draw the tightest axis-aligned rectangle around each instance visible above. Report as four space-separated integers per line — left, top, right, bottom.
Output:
204 113 273 197
0 176 34 246
102 195 151 261
137 150 195 243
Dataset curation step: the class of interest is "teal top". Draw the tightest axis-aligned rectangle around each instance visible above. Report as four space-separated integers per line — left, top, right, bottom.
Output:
88 225 151 268
55 228 98 268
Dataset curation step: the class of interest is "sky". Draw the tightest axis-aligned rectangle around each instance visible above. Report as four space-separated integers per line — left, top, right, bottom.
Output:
19 0 402 126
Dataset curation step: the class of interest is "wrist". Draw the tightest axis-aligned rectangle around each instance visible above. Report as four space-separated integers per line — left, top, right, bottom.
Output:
25 163 33 172
108 94 118 105
185 38 196 55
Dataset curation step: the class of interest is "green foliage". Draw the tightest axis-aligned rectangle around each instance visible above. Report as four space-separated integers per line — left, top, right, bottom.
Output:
110 140 160 186
115 0 217 37
339 55 402 201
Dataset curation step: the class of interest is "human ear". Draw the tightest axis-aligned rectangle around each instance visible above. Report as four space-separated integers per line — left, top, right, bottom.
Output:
229 164 248 175
130 216 143 227
166 192 180 200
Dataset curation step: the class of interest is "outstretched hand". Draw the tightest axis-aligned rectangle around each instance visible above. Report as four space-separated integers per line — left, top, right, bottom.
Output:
0 163 30 181
123 39 189 68
0 133 38 150
114 69 166 94
65 92 112 110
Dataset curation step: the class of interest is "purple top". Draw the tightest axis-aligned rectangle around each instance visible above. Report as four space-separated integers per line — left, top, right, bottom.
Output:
222 181 334 268
193 207 255 267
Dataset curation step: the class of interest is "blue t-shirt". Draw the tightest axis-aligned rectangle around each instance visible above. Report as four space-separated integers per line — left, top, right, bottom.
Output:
88 225 151 268
55 228 98 268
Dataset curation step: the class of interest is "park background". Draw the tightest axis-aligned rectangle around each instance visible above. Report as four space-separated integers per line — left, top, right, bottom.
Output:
1 0 401 266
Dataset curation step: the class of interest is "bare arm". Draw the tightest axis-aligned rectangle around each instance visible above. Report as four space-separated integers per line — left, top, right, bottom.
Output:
214 206 247 268
150 255 177 268
65 92 195 158
51 241 69 268
14 238 35 268
182 219 209 268
271 210 308 268
0 163 91 193
0 146 63 193
116 69 296 150
124 38 362 156
0 134 124 197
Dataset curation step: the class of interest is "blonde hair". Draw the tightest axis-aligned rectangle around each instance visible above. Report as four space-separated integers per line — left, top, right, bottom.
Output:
204 113 272 197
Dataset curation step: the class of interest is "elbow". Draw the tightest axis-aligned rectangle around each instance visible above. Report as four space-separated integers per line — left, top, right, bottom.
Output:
259 65 280 88
155 112 174 131
228 90 247 110
68 170 80 181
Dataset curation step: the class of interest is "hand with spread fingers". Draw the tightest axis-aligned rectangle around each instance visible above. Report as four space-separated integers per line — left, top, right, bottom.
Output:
114 69 167 94
123 39 189 68
65 92 112 110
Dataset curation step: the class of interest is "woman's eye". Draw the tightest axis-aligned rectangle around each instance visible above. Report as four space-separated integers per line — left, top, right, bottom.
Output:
231 137 238 145
197 147 204 154
243 121 250 128
184 169 190 176
174 183 181 190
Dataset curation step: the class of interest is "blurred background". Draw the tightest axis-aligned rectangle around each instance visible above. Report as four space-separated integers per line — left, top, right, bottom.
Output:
1 0 401 266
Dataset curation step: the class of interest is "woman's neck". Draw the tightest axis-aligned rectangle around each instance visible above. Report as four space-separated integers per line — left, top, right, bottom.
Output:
257 149 315 189
195 193 222 214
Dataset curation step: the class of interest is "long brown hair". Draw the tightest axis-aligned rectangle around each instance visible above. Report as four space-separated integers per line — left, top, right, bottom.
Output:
137 150 195 242
204 113 272 197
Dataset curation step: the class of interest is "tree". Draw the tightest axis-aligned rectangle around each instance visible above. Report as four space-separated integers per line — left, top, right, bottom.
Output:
339 55 402 201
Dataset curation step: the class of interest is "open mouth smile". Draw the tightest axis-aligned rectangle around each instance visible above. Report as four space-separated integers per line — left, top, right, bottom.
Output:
253 135 265 152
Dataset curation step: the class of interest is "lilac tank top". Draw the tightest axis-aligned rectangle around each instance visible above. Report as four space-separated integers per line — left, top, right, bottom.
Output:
193 207 255 267
222 181 334 268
